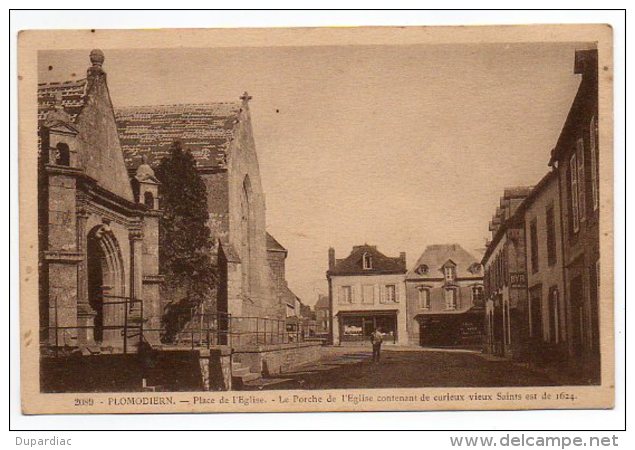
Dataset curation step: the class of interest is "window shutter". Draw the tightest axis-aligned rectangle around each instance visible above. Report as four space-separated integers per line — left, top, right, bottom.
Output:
577 138 586 220
379 285 384 304
351 285 358 304
590 116 599 211
338 286 344 304
570 153 579 233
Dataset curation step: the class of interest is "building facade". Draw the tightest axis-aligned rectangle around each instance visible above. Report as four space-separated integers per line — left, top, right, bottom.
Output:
327 245 407 345
38 50 162 350
523 170 568 364
549 49 601 382
266 232 301 320
482 187 532 359
314 294 330 336
405 244 484 347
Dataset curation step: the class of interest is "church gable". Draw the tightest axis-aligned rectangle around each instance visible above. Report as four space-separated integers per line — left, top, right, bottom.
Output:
38 50 134 202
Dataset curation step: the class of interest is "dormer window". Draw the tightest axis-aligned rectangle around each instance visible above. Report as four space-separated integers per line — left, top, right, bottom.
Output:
362 252 373 270
415 264 429 275
469 263 482 274
444 265 456 283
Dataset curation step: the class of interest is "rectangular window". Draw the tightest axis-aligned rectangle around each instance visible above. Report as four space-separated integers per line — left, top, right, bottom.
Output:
472 286 484 307
445 289 457 310
546 205 557 266
570 153 580 234
577 138 586 221
419 288 430 310
339 286 352 304
549 288 560 343
530 218 539 273
384 285 397 303
362 285 374 304
529 289 543 340
590 116 599 211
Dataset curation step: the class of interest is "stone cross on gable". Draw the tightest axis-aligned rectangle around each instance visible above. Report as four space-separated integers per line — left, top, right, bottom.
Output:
240 91 252 103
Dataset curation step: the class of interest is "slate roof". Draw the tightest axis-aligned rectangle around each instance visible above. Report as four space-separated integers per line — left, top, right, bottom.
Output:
328 245 406 276
282 284 300 307
266 232 287 253
406 244 482 280
37 79 88 126
114 103 242 169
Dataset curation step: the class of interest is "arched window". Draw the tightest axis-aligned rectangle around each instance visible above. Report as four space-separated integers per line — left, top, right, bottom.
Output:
144 191 154 209
55 143 70 166
362 252 373 270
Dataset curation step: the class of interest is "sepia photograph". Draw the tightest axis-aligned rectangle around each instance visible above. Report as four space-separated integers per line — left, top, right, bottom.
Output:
18 24 614 414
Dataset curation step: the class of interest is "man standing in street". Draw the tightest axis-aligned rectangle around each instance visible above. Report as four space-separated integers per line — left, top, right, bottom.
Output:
370 328 383 363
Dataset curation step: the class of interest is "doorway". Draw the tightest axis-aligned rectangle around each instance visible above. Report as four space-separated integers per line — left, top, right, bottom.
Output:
86 225 125 345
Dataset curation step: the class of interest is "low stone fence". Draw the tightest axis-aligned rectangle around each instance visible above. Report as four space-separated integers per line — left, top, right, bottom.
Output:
233 342 324 376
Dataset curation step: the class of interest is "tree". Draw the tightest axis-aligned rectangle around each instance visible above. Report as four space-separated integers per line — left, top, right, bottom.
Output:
155 141 216 341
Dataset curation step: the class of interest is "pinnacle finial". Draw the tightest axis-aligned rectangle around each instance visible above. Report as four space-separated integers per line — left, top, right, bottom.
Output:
240 91 252 103
89 49 105 67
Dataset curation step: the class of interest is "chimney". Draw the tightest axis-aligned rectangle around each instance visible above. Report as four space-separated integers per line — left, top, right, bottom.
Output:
399 252 406 268
328 247 335 270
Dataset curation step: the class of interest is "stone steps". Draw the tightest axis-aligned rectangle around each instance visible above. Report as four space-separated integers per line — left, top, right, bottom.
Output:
231 361 261 388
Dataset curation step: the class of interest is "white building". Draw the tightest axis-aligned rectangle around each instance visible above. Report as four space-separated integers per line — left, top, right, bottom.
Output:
326 245 407 345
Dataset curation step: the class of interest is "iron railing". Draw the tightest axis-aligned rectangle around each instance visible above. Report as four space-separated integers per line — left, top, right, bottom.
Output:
42 294 144 356
42 295 323 355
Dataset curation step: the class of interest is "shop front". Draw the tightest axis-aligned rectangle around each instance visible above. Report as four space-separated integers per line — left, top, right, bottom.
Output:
417 308 484 348
337 310 398 344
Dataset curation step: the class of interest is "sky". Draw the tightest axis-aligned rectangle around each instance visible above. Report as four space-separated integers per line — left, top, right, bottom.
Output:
39 42 588 305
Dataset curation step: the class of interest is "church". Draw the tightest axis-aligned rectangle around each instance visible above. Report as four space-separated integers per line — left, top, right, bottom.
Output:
38 49 293 358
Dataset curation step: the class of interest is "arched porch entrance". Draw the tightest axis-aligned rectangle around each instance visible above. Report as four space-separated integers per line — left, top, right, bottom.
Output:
86 224 126 346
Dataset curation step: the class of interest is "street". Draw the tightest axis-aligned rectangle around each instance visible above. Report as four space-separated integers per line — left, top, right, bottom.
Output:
245 346 558 390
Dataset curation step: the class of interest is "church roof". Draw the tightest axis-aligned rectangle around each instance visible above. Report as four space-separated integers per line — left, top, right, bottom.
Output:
406 244 482 280
114 103 242 170
328 245 406 276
